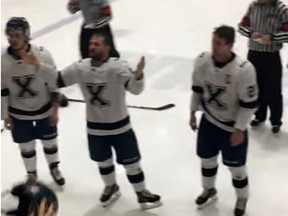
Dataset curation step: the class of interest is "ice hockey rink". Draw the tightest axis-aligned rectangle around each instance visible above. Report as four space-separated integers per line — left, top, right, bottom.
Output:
1 0 288 215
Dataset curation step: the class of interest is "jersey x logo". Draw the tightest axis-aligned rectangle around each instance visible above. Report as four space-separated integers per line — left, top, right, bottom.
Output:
86 83 110 107
12 75 38 99
205 82 227 110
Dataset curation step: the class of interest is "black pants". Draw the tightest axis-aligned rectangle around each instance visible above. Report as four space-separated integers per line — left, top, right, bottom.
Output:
248 50 283 126
197 115 248 167
80 24 120 59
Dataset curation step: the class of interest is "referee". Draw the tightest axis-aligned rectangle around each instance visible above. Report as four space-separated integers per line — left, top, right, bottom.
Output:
238 0 288 133
67 0 120 59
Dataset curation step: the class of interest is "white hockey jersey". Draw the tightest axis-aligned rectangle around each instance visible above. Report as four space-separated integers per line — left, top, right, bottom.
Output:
1 45 58 120
190 52 258 132
59 58 144 136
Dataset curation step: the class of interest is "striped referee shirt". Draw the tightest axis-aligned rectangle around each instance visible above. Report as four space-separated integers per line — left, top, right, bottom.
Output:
238 0 288 52
68 0 112 28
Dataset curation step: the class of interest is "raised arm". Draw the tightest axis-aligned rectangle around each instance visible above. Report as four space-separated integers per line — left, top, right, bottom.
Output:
116 57 145 95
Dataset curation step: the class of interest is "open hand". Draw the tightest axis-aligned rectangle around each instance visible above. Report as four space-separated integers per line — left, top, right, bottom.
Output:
135 56 145 80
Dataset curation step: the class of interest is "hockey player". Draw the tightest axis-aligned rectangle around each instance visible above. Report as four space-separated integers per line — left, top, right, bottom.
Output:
57 33 161 210
67 0 120 59
1 17 65 186
189 26 258 216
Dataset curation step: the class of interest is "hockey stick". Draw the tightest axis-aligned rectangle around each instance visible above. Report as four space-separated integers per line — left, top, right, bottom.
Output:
67 98 175 111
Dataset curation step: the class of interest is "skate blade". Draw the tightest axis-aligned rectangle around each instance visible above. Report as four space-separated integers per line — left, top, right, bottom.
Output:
197 196 218 210
101 191 121 207
140 201 163 210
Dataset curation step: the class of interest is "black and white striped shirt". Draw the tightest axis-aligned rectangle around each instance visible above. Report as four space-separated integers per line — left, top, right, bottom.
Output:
239 0 288 52
68 0 112 29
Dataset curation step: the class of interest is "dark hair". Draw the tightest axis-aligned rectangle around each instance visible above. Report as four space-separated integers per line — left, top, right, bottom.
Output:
5 17 30 38
91 32 110 46
213 25 235 44
7 181 58 216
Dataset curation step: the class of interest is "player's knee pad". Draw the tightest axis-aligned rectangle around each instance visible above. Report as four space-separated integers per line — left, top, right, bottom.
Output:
201 156 218 169
18 141 36 158
124 162 142 175
41 139 58 154
228 166 247 180
41 139 57 148
98 157 114 168
201 156 218 177
228 166 249 192
124 162 144 184
98 158 114 175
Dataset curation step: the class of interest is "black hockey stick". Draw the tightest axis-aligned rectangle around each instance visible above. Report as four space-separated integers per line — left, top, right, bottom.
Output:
67 98 175 111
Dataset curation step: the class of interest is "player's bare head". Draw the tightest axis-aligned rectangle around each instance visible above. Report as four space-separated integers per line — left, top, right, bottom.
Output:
212 25 235 60
5 17 30 50
2 181 58 215
89 33 110 60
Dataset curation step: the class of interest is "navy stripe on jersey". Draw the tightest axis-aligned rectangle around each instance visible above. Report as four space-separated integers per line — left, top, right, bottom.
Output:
1 88 9 96
87 116 130 130
239 99 258 109
201 100 235 127
9 102 52 116
192 85 204 93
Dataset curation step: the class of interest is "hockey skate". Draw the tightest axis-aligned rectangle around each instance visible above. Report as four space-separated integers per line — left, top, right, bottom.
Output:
250 119 263 128
100 184 121 207
196 188 217 209
136 189 162 210
234 198 247 216
50 163 65 186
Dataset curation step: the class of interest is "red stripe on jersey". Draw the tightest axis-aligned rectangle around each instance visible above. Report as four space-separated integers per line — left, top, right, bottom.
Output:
282 23 288 31
102 6 111 16
241 17 250 26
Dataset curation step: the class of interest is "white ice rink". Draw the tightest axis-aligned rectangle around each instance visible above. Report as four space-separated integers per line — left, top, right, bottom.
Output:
1 0 288 215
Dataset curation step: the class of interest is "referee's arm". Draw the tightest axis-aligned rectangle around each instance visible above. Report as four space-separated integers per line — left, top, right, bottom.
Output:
238 3 253 38
271 6 288 43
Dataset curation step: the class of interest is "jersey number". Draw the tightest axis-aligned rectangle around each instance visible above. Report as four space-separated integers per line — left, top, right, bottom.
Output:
12 75 38 99
85 83 110 107
205 82 227 110
247 85 256 98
